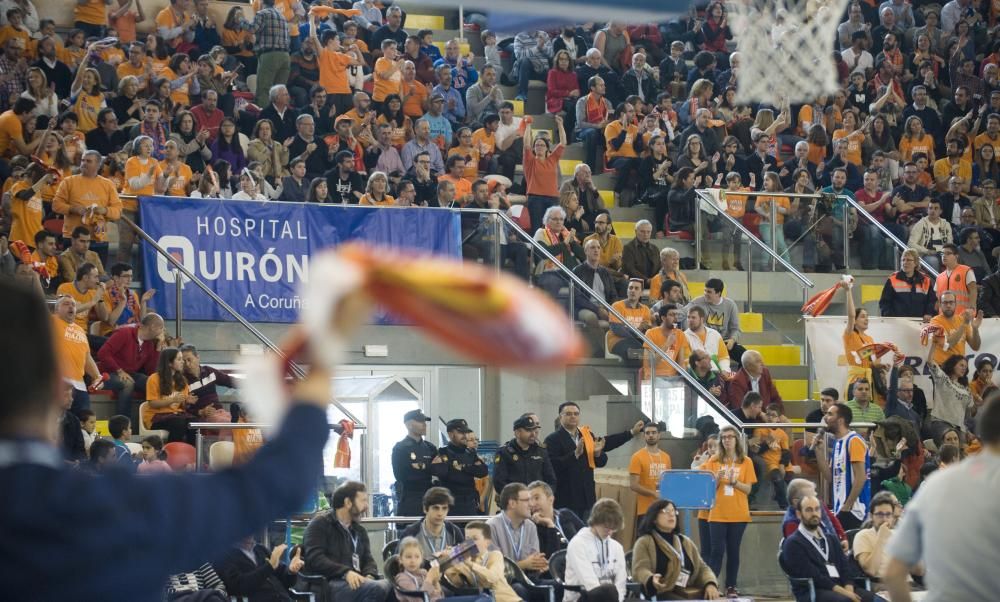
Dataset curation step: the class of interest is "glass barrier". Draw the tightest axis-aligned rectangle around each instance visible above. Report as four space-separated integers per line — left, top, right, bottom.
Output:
841 195 941 277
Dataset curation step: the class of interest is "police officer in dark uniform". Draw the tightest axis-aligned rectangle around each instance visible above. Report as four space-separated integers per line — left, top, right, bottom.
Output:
493 415 557 494
391 409 438 517
429 418 488 517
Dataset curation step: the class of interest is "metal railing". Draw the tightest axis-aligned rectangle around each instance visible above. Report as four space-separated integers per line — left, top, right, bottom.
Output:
842 195 940 277
695 189 815 312
121 214 367 430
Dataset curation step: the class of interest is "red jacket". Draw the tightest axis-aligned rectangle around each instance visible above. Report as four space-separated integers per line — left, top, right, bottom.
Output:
546 69 580 114
97 325 160 375
723 366 783 411
191 105 225 144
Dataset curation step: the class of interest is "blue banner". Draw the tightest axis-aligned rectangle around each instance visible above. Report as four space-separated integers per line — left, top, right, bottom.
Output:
139 197 462 323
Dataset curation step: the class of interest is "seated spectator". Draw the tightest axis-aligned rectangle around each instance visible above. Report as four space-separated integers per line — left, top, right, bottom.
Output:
488 483 549 585
907 198 952 269
853 492 918 581
437 155 472 204
433 38 478 102
621 219 658 285
621 52 657 114
57 226 104 285
160 140 194 197
632 498 720 600
608 278 652 360
402 35 435 86
393 536 457 602
279 159 309 203
170 110 212 174
78 408 97 455
528 480 584 558
650 248 691 305
512 29 552 102
604 102 644 203
99 262 153 336
574 75 613 173
30 230 60 292
247 119 290 185
58 383 87 463
107 414 137 466
99 311 166 415
782 478 848 547
444 522 520 602
846 379 886 427
179 344 234 425
687 349 724 399
564 498 626 602
85 438 118 472
301 481 390 602
781 495 880 601
137 434 172 474
724 349 782 411
399 487 464 562
359 171 396 206
533 206 583 297
465 64 503 128
686 278 745 366
572 238 616 327
216 537 305 601
401 119 444 175
143 347 198 444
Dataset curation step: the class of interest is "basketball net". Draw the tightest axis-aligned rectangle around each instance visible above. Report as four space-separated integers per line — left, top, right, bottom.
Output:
728 0 851 106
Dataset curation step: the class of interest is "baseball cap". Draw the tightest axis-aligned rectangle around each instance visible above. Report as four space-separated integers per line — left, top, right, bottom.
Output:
430 93 446 103
513 416 540 430
446 418 472 433
403 409 431 423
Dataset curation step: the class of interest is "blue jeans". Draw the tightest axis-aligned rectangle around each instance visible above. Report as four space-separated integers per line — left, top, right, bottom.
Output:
526 194 557 233
576 128 604 172
759 222 789 260
708 521 748 588
516 60 546 97
326 578 391 602
105 372 149 418
71 388 90 413
698 518 713 564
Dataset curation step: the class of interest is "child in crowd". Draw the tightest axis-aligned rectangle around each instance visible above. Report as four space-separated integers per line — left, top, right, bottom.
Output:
137 435 172 474
107 414 137 467
78 409 98 454
394 537 445 602
481 30 501 73
418 29 442 63
444 522 519 602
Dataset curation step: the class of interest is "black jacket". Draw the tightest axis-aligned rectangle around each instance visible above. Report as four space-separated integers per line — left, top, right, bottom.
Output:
878 270 937 318
399 518 466 556
429 443 488 508
536 508 585 558
543 428 635 519
622 238 659 283
215 544 296 602
571 262 617 315
781 528 854 598
302 512 378 579
259 105 300 144
492 438 557 494
60 411 86 462
621 69 658 105
979 271 1000 318
391 435 438 515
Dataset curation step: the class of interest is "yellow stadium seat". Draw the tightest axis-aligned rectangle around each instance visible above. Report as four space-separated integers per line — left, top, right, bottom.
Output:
688 281 705 297
746 344 802 365
614 221 635 239
510 99 525 116
95 420 110 437
775 379 808 400
559 160 581 177
599 190 615 208
861 284 882 305
740 312 763 333
406 14 446 29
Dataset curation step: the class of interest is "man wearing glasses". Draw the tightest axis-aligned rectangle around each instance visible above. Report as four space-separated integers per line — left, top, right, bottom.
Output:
935 242 978 315
853 492 918 582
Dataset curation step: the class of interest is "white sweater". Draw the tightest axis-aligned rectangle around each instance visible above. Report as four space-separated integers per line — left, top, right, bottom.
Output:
564 527 626 602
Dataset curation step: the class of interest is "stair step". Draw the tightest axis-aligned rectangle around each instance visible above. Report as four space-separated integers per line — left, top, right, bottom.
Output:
861 283 882 305
741 312 763 333
559 159 582 176
775 379 808 400
745 344 803 366
599 190 615 208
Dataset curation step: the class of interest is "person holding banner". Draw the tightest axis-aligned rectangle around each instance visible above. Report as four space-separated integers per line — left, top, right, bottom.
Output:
842 278 876 392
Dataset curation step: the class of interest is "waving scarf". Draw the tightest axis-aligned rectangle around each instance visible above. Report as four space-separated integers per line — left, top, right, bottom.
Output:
579 425 597 469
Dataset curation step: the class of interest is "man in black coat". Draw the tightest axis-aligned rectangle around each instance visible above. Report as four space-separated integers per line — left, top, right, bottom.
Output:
215 537 304 602
781 495 879 601
543 402 642 520
493 415 557 494
429 418 489 516
391 409 438 518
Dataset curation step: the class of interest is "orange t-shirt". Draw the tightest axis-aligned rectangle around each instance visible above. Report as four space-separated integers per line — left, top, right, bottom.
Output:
117 60 152 83
73 92 105 133
143 373 191 429
318 48 353 95
222 28 254 57
629 447 672 514
649 270 689 303
843 329 875 368
376 114 411 148
0 110 23 158
974 132 1000 156
7 181 42 246
438 174 472 199
372 56 403 102
51 315 89 383
643 326 691 378
155 7 193 48
402 80 429 118
608 300 651 350
930 312 972 365
58 45 87 70
51 174 123 241
74 0 107 25
111 10 139 43
56 282 99 331
702 456 756 523
359 193 395 206
807 142 827 166
899 133 934 162
471 127 495 154
723 190 748 219
753 427 790 472
604 120 639 160
0 26 31 56
161 68 191 107
832 129 864 166
523 145 564 198
160 160 193 196
123 156 163 199
757 194 791 225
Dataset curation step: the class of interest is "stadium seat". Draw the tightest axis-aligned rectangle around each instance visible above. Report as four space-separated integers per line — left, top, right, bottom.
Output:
559 160 581 177
598 190 615 208
163 442 197 471
405 14 445 29
510 98 525 116
604 330 621 360
384 554 430 602
861 284 882 305
137 403 169 442
209 441 234 470
125 442 142 457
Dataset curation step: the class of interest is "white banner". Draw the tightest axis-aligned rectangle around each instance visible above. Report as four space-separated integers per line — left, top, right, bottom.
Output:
804 316 1000 396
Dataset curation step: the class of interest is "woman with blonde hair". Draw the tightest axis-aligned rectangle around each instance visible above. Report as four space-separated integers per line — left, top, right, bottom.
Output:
701 424 755 598
359 171 395 206
70 67 107 133
650 247 691 303
899 115 935 163
559 188 589 234
21 67 58 119
755 171 793 260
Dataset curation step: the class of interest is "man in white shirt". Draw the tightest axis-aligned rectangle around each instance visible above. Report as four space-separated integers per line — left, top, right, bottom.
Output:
495 101 524 183
841 31 874 75
683 305 732 376
564 498 627 602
